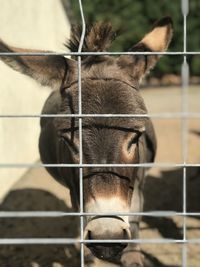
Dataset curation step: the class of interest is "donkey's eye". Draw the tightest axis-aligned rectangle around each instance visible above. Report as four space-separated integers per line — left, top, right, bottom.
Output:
127 134 138 151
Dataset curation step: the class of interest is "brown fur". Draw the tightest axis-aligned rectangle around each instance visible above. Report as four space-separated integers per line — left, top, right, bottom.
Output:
0 16 173 265
66 22 117 53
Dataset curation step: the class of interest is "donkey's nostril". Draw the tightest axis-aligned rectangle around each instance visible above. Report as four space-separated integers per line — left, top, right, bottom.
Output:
87 230 92 240
123 227 131 239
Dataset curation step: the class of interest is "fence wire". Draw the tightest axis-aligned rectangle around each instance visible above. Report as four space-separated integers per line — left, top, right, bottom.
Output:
0 0 199 266
181 0 189 265
77 0 86 265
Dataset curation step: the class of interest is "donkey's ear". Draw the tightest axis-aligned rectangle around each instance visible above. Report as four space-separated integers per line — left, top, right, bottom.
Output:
118 16 173 81
136 16 173 53
0 40 75 90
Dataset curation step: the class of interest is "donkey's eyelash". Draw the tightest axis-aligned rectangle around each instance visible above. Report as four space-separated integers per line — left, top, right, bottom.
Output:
127 132 142 151
61 135 79 154
131 135 139 143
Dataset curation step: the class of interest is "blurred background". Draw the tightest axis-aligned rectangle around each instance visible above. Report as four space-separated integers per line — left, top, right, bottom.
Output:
0 0 199 267
66 0 200 85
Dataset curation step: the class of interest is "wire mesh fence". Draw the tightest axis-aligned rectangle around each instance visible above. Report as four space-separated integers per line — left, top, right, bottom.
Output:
0 0 199 266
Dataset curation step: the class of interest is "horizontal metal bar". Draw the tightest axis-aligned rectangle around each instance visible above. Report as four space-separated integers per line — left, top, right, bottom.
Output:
0 238 200 245
0 51 200 56
0 211 199 218
0 163 199 168
0 238 78 245
0 112 200 118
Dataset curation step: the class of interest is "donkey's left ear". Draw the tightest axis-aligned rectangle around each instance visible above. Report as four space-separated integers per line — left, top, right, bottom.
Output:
118 16 173 80
0 40 75 90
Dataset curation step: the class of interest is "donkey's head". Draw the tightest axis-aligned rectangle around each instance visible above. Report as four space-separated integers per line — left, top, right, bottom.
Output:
0 17 172 260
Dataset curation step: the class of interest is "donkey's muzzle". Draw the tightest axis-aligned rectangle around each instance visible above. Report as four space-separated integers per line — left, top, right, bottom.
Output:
84 216 130 260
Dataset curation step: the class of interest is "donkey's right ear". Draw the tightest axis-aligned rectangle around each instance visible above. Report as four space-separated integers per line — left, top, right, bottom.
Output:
0 39 75 90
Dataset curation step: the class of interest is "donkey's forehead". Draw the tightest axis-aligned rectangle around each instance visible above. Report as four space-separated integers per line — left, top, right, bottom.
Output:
67 57 138 89
74 78 147 114
81 59 137 86
57 78 147 132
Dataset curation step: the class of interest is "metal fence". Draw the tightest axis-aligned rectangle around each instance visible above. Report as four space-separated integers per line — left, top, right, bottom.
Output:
0 0 200 266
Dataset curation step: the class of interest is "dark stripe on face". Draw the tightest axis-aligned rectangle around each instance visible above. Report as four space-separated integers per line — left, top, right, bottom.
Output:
83 170 131 183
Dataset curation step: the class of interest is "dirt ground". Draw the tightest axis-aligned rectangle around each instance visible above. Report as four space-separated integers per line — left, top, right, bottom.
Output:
0 86 199 267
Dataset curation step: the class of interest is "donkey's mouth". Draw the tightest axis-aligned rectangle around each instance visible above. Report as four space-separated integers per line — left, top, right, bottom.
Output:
87 242 127 261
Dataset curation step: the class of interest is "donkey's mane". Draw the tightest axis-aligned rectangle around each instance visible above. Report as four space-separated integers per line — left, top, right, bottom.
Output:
65 22 117 54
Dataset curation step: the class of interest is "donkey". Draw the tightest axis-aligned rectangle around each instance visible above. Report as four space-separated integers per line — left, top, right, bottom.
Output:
0 17 172 266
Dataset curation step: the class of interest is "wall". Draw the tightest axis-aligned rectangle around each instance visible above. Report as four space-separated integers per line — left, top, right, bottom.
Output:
0 0 71 201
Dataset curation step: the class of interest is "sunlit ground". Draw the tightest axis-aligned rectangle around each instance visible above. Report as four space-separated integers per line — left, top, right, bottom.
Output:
0 86 199 267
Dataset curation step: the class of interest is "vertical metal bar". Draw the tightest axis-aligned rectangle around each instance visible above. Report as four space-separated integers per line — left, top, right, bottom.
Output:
181 0 189 266
182 0 189 52
183 167 187 240
78 0 86 266
182 242 188 267
181 59 189 164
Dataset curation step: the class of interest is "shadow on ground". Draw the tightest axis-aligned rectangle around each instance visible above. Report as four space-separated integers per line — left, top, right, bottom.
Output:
0 189 80 267
0 167 199 267
143 167 200 239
